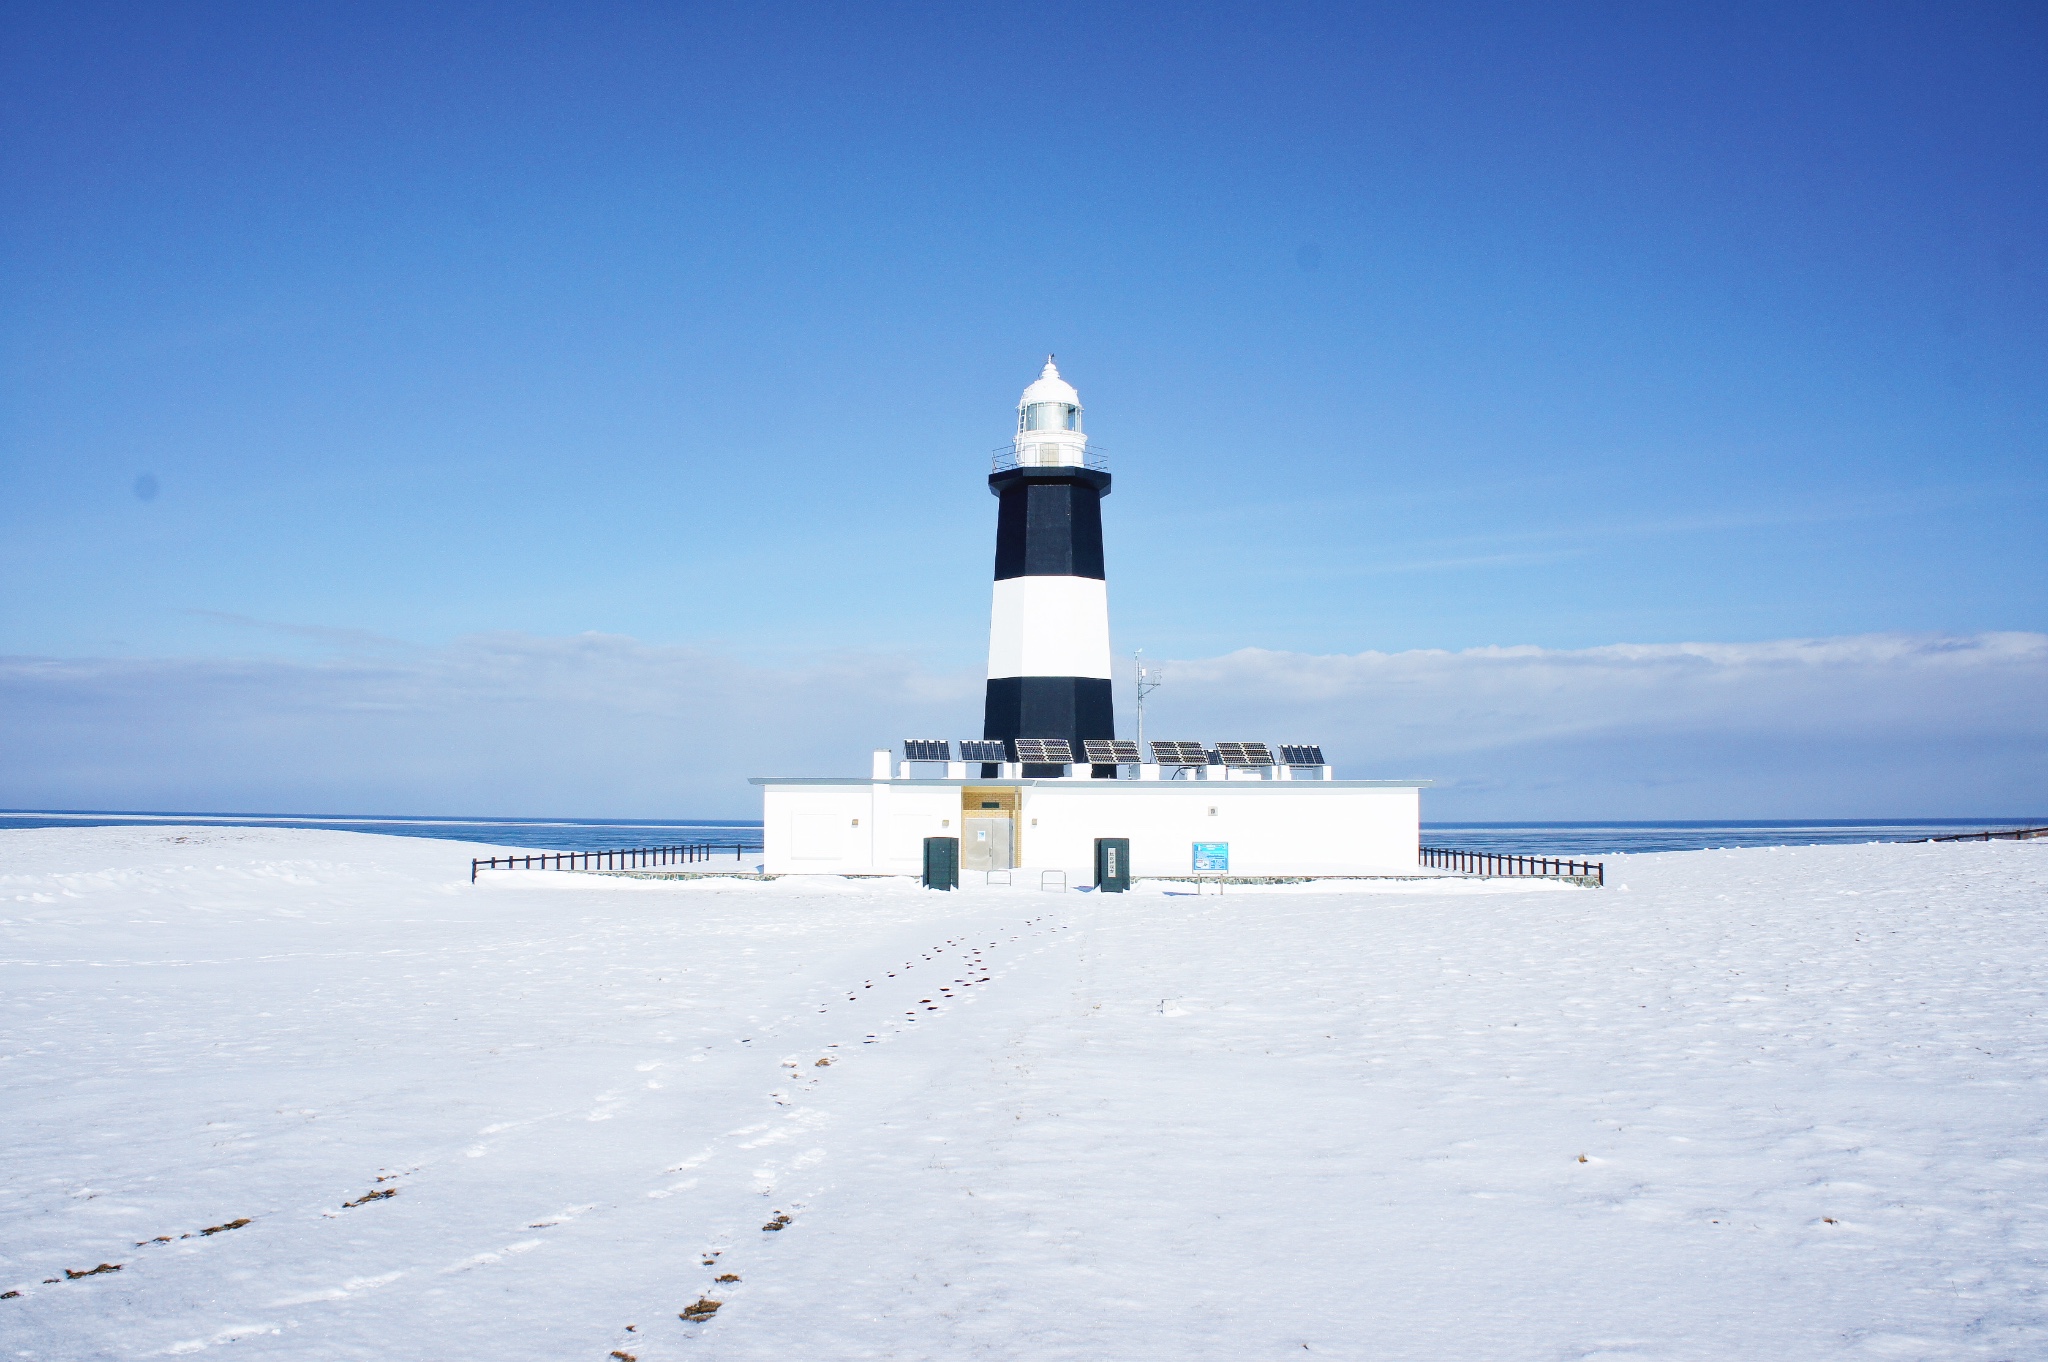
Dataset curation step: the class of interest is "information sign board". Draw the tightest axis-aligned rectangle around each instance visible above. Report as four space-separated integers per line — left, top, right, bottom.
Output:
1191 842 1229 872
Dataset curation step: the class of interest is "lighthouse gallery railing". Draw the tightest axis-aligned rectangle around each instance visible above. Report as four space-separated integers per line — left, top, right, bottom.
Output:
991 444 1110 474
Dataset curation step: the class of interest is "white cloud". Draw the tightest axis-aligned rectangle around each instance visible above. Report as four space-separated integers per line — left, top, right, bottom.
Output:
0 633 979 819
2 631 2041 820
1150 632 2048 816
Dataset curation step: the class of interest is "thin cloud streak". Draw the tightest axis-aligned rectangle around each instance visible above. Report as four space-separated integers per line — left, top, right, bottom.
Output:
184 609 417 652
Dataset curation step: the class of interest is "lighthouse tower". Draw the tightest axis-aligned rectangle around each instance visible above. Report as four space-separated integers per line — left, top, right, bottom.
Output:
983 358 1115 775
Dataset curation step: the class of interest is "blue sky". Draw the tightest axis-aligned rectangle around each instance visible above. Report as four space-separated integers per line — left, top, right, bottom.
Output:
2 2 2044 817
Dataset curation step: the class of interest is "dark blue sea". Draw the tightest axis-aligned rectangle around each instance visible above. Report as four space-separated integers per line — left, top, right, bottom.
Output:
0 811 762 853
2 811 2040 857
1421 819 2045 856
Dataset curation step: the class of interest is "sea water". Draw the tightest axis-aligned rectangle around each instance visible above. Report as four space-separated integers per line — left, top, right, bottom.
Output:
1419 819 2044 856
1 810 2038 857
0 811 761 853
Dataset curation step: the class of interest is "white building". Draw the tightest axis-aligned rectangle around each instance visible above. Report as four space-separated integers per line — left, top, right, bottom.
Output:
754 751 1427 880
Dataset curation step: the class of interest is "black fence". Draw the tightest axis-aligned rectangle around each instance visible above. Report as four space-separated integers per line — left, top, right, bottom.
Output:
472 841 762 882
1920 826 2047 843
1420 846 1604 886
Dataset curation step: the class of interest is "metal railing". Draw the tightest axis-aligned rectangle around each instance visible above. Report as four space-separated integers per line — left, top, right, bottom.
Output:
471 841 762 882
1918 825 2047 842
991 443 1110 474
1420 846 1604 886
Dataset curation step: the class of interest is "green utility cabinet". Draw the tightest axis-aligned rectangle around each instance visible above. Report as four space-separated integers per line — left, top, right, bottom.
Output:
1093 837 1131 893
922 836 960 891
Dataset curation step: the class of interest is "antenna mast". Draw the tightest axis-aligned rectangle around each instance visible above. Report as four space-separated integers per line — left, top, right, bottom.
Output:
1134 649 1163 756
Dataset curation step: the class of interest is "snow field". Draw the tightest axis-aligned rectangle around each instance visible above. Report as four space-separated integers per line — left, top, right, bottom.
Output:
1 827 2044 1359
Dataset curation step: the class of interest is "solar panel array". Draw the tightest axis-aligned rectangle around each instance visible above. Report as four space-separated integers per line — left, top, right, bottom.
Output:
939 738 1324 768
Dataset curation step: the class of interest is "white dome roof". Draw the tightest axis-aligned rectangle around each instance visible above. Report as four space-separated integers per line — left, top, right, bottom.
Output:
1018 356 1080 408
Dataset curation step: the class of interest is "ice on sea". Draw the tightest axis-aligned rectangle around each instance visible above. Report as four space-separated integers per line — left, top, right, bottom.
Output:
2 825 2044 1359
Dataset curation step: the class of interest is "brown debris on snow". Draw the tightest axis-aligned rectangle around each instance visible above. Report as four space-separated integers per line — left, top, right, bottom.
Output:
342 1188 397 1208
680 1297 722 1321
64 1264 122 1279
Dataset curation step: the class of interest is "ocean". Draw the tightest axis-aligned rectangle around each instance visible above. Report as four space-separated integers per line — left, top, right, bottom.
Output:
2 810 2040 858
1417 819 2045 855
0 811 763 854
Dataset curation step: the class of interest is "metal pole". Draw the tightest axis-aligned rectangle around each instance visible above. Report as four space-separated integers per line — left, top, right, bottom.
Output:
1134 650 1162 758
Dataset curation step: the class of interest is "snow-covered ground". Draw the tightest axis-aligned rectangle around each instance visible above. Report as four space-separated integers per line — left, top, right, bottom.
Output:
3 827 2044 1360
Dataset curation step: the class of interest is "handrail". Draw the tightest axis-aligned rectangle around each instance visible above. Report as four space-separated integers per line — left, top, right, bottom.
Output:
991 444 1109 474
1420 846 1604 887
471 840 763 882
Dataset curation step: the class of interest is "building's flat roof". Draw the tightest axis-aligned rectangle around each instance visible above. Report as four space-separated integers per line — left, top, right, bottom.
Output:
749 777 1432 788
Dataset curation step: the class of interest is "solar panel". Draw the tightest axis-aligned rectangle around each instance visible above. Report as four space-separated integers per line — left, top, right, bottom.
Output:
958 740 1007 763
1215 742 1276 767
1149 740 1208 767
1013 737 1075 764
903 739 951 762
1279 744 1326 766
1083 739 1141 764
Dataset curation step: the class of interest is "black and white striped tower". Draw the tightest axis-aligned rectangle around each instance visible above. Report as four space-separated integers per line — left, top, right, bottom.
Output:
984 358 1115 777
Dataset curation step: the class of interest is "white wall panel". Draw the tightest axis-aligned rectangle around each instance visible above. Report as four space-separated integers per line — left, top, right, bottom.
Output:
986 576 1113 679
1016 783 1421 877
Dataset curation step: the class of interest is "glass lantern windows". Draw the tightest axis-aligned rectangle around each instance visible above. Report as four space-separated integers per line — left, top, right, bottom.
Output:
1021 401 1080 432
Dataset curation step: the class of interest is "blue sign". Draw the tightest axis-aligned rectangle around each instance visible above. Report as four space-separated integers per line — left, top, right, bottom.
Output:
1192 842 1229 872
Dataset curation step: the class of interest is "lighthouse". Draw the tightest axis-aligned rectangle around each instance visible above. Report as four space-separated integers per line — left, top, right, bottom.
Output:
983 358 1116 776
750 358 1430 883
